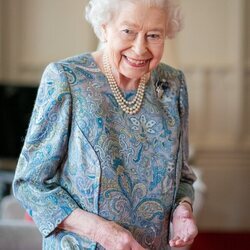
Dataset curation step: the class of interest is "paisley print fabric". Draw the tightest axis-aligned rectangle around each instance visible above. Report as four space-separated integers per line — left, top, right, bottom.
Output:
13 53 196 249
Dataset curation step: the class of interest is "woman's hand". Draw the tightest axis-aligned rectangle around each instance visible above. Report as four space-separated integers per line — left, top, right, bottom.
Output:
169 203 198 248
95 220 146 250
59 208 145 250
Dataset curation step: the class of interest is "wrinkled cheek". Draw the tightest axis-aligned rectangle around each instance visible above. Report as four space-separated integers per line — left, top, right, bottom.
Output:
108 50 122 70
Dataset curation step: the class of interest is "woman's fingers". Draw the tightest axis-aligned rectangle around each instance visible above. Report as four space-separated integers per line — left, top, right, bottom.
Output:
170 203 198 247
170 222 197 247
169 236 194 247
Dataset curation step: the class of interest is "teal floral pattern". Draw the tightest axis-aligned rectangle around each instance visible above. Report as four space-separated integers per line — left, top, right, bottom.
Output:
13 53 196 249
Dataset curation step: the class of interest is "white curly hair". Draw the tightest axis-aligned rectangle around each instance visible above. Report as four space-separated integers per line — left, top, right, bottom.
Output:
85 0 183 41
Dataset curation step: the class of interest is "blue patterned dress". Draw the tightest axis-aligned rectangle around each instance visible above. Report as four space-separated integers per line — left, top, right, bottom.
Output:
13 53 196 249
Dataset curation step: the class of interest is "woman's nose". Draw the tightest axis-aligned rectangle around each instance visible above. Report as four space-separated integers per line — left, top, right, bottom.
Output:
132 34 147 55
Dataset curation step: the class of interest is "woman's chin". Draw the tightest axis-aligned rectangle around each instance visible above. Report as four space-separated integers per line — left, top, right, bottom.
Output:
120 70 148 81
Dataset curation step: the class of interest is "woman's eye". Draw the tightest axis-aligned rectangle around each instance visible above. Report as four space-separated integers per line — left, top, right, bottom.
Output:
120 29 136 40
147 34 160 40
123 29 130 34
122 29 134 35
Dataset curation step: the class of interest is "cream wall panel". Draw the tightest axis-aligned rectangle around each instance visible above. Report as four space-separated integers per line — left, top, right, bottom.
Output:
176 0 246 148
227 0 245 67
203 68 243 147
185 69 208 144
1 0 19 83
245 69 250 147
2 0 98 84
244 0 250 67
244 0 250 146
178 0 231 67
174 0 250 231
20 0 96 66
195 150 250 230
185 67 244 148
186 68 238 148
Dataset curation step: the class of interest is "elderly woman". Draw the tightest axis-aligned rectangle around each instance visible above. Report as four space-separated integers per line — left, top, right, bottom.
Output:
13 0 198 249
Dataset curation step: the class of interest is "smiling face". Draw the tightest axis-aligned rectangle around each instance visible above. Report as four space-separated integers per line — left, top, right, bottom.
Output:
103 2 167 83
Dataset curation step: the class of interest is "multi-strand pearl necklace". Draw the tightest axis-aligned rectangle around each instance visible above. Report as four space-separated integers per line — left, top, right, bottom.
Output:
102 53 147 115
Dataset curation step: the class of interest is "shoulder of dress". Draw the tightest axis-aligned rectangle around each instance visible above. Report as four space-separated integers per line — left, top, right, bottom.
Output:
155 63 183 80
53 53 93 68
43 53 99 85
43 53 92 73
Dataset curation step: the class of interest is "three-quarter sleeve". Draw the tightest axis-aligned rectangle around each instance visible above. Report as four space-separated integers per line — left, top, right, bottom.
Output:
13 63 79 237
175 71 197 203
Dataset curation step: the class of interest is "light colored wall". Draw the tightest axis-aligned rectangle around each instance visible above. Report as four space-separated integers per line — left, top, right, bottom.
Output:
162 0 250 231
167 0 246 149
244 0 250 146
1 0 98 85
246 0 250 67
19 0 96 66
179 0 231 67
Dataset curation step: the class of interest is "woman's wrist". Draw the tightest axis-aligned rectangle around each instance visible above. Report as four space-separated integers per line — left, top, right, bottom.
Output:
58 208 102 241
173 198 194 213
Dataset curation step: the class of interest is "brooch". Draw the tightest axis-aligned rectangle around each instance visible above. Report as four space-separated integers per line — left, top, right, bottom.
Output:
155 78 167 99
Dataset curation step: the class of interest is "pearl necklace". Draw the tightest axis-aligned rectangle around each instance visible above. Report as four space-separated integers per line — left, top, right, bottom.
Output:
103 53 147 115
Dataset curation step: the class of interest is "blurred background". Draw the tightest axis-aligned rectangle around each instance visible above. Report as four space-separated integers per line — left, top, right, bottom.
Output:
0 0 249 249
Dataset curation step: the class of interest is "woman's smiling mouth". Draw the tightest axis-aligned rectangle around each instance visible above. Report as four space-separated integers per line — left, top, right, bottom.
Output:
124 55 149 67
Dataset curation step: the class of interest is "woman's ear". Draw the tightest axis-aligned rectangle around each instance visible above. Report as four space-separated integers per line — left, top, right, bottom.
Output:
101 24 107 42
